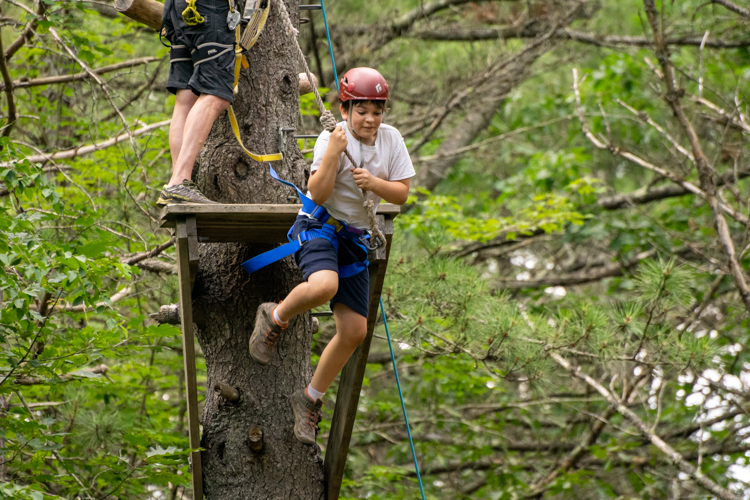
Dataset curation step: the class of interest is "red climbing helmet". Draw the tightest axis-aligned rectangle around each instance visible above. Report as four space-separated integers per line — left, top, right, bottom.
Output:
338 67 389 102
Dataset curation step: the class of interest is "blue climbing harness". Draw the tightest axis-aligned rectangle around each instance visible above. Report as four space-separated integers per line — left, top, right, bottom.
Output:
241 164 373 278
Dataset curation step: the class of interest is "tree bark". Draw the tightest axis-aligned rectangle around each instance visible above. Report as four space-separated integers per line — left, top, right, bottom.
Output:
188 1 325 497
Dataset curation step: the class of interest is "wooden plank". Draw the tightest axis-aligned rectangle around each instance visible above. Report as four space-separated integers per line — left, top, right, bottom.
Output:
176 219 203 500
324 215 394 500
160 203 402 228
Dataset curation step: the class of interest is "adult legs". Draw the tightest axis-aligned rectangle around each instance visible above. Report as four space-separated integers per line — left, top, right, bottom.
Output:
309 303 367 394
167 93 230 187
168 89 199 176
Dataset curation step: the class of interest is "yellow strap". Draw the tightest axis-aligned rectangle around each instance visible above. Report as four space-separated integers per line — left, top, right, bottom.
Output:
233 25 242 94
241 55 249 69
227 3 281 162
228 106 283 162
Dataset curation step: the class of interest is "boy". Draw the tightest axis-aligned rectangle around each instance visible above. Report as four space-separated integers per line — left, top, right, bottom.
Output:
248 68 415 445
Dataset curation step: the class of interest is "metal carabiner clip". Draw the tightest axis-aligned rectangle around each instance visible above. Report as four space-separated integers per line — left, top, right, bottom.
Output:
360 230 384 251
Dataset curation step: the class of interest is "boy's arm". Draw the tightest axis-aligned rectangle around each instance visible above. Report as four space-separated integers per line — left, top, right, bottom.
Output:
351 169 410 205
308 126 347 205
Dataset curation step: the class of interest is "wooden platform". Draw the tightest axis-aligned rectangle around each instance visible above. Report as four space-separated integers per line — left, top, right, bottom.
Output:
162 203 398 500
161 203 401 244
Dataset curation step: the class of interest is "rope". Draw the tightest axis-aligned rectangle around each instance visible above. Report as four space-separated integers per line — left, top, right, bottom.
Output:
275 0 385 246
380 298 426 500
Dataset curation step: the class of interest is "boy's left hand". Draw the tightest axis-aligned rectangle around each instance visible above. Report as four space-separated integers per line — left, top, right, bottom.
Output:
350 168 376 191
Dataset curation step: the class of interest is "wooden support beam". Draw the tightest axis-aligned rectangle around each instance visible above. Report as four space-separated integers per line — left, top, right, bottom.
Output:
175 217 203 500
324 215 394 500
115 0 163 30
184 215 199 289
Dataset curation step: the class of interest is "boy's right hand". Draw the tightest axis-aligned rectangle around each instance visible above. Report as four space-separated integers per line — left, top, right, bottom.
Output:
327 125 348 156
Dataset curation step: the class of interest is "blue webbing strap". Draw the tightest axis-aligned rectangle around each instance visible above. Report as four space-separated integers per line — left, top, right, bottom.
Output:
242 167 369 276
242 225 336 274
241 238 302 274
380 298 426 500
269 163 318 214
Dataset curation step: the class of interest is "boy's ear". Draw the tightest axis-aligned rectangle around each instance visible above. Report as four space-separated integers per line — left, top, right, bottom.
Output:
339 103 348 119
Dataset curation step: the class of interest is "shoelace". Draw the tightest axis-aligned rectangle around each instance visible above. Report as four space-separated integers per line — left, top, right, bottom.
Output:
263 328 280 348
304 401 322 431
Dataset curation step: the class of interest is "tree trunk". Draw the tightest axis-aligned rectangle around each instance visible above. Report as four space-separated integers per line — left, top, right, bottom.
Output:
189 1 325 497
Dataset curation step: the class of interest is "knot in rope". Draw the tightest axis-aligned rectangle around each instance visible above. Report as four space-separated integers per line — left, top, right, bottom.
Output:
181 0 204 25
319 110 337 132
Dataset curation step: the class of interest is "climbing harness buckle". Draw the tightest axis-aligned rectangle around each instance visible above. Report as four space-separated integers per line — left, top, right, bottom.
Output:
361 230 384 251
227 10 241 30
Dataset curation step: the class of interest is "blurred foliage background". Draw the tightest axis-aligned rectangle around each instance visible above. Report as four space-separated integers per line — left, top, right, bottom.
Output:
2 0 750 498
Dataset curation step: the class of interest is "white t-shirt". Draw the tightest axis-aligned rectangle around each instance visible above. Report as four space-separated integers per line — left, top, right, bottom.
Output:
303 121 415 229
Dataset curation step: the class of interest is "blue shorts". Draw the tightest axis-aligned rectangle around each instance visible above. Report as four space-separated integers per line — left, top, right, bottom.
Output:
290 215 369 319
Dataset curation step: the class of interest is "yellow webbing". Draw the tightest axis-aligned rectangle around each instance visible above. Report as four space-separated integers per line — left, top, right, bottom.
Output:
226 0 281 162
233 25 242 94
228 107 283 162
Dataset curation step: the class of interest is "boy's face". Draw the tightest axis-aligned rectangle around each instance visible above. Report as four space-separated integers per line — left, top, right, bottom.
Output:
340 101 383 143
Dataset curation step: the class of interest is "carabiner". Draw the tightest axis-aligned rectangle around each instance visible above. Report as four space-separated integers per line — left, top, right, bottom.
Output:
360 230 384 251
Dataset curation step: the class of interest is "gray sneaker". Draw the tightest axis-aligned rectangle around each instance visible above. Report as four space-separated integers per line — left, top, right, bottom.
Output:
156 179 218 207
290 388 323 445
249 303 286 365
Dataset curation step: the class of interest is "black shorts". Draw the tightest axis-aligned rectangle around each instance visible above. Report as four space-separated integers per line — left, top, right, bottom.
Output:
290 216 370 319
162 0 236 103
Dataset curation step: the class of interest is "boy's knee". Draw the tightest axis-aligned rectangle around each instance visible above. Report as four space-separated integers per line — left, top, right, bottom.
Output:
309 276 338 303
348 327 367 347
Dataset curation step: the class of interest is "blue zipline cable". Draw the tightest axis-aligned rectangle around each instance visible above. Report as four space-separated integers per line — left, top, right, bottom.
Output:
317 4 425 496
318 0 339 91
380 298 427 500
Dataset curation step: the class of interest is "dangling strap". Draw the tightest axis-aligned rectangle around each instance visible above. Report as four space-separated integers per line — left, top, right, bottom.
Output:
227 0 282 163
227 108 283 162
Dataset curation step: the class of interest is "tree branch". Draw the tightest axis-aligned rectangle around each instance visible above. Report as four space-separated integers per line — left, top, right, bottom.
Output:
4 0 44 61
1 119 170 166
643 0 750 312
123 238 174 266
550 351 739 500
709 0 750 17
0 31 17 137
597 168 750 210
494 249 657 290
411 26 750 48
572 69 749 227
0 56 160 90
